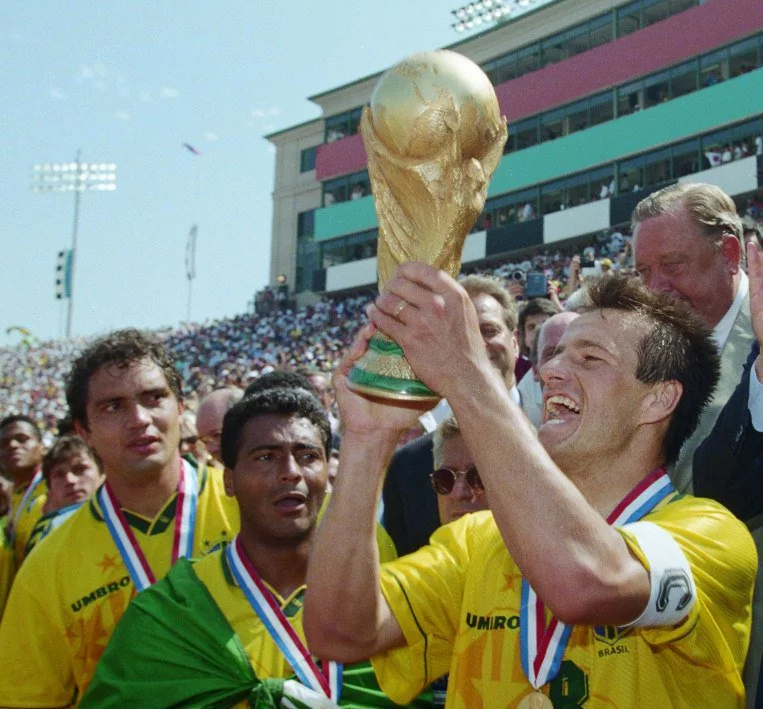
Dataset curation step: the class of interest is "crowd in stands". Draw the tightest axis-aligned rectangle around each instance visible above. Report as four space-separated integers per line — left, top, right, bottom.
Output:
1 235 637 438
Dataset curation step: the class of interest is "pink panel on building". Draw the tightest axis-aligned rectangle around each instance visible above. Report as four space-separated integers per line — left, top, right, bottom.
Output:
316 133 367 180
497 0 759 120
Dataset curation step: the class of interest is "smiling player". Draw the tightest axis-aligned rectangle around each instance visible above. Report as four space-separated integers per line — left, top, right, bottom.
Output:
305 268 756 708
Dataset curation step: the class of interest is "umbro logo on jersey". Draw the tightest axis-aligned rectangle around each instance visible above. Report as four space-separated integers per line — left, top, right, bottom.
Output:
71 575 131 613
465 612 520 631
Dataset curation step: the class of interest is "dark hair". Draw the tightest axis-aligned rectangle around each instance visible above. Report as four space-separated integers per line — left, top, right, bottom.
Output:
581 275 720 465
65 329 182 428
518 298 560 337
0 415 42 442
244 370 318 399
221 387 331 469
42 435 98 483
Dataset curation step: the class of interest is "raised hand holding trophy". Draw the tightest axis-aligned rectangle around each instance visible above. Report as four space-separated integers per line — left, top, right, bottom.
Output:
347 49 507 402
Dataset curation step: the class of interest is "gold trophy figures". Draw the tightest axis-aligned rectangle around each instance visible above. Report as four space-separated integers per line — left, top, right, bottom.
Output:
347 49 508 402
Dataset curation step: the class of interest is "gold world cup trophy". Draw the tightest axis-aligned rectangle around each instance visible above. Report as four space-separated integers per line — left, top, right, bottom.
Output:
347 49 508 402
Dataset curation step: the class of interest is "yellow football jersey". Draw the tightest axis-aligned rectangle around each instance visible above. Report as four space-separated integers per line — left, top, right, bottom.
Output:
198 548 310 684
0 522 14 619
0 466 239 707
13 493 46 565
373 496 756 709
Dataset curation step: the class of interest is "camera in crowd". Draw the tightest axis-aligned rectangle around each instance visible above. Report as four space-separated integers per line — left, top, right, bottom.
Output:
510 269 547 299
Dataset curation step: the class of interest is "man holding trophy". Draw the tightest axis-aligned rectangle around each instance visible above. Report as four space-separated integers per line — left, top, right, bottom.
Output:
305 50 755 707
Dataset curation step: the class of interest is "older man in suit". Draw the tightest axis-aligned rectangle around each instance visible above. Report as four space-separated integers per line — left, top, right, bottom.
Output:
633 183 760 708
632 182 754 494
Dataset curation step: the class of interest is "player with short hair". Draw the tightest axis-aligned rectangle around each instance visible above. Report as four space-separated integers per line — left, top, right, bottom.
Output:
305 268 755 708
0 328 239 706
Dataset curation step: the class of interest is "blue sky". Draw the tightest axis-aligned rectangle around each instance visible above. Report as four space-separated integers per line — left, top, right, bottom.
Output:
1 1 459 346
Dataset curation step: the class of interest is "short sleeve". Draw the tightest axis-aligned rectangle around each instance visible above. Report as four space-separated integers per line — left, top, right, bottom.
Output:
371 514 478 705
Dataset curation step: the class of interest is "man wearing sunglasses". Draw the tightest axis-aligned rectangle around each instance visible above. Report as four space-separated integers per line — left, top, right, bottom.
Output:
306 271 755 708
430 416 487 526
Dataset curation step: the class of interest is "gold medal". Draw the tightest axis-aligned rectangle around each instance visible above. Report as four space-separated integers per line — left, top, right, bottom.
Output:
517 690 554 709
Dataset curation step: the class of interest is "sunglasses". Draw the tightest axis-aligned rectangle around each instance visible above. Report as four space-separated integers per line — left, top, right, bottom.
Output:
429 465 484 496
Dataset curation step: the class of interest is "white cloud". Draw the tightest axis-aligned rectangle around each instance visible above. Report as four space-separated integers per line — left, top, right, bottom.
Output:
139 92 152 103
115 110 131 121
80 65 95 79
267 107 281 116
159 87 179 99
94 80 106 92
93 62 107 77
250 108 266 118
49 88 66 100
117 87 130 98
204 132 220 142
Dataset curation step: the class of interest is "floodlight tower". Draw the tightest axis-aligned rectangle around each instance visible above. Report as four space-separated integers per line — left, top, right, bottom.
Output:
30 151 117 338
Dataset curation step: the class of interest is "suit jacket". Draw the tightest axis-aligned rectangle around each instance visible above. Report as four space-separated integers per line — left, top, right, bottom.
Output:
382 433 438 557
693 341 762 522
670 293 755 494
693 339 762 709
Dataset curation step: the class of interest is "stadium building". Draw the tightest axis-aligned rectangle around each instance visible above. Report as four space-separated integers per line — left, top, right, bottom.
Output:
266 0 763 304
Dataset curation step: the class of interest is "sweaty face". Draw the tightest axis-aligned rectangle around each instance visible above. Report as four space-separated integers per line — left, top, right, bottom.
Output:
471 293 519 387
436 433 488 526
633 207 738 328
225 413 328 545
77 359 182 480
538 310 655 471
46 452 104 512
0 422 44 480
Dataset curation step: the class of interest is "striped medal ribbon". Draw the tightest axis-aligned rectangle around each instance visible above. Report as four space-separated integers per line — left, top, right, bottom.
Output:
226 535 343 702
9 469 44 541
98 458 198 592
520 467 674 690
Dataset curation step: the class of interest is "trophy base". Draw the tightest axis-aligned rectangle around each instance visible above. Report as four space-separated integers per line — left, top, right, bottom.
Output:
347 333 440 404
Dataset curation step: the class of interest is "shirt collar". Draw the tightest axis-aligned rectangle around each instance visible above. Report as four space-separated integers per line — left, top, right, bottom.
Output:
713 270 748 350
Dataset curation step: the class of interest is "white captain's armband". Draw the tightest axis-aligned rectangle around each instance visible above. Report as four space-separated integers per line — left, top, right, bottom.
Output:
620 521 696 627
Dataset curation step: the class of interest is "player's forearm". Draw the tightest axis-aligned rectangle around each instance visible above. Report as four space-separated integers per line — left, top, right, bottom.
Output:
444 370 649 625
305 431 399 661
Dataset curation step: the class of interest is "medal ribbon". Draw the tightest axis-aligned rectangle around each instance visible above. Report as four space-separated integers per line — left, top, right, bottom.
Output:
97 458 198 592
520 467 674 689
9 469 44 540
226 535 342 701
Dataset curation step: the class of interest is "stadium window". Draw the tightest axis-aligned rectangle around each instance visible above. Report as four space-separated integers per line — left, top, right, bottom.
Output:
300 147 316 173
567 173 591 207
589 92 614 126
541 107 565 141
323 177 346 206
617 81 642 115
541 178 566 215
670 61 697 98
567 99 589 135
618 156 643 193
642 0 670 27
643 70 670 107
297 210 315 239
642 148 671 188
729 38 758 77
671 139 700 178
321 239 346 269
589 14 613 49
513 117 540 151
616 4 641 37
